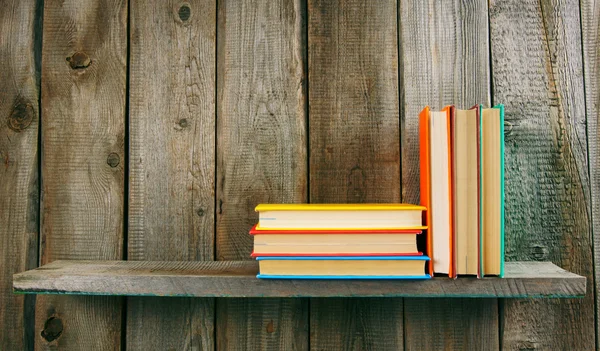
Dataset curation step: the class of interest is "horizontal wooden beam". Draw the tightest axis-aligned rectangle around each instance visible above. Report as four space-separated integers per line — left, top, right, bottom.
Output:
13 260 585 298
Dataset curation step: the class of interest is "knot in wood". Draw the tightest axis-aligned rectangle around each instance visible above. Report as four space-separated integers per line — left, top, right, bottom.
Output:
197 208 205 217
41 317 63 342
8 98 34 132
178 5 191 21
66 52 91 69
107 153 120 168
178 118 189 128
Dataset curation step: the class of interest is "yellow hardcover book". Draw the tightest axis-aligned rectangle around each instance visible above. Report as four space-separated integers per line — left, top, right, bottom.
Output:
255 203 427 230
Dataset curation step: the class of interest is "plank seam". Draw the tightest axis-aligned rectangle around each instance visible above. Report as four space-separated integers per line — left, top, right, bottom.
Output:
579 0 599 347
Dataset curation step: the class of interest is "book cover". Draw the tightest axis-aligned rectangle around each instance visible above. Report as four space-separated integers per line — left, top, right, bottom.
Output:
419 106 433 276
255 203 426 212
251 252 424 257
249 224 423 235
480 104 505 278
256 256 431 279
497 104 505 278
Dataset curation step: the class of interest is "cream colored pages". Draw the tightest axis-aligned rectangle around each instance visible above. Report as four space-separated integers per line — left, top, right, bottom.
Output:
259 259 425 276
482 108 501 275
429 111 451 274
454 109 479 275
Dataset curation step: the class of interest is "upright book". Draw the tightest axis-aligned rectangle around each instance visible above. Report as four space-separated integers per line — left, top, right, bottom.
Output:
420 106 455 277
452 106 481 276
480 104 505 277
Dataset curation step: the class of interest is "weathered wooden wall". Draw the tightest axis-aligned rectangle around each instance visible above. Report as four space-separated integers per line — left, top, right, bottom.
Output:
0 0 597 350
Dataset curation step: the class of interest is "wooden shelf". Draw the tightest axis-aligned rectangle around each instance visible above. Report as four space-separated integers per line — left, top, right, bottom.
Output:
13 260 585 298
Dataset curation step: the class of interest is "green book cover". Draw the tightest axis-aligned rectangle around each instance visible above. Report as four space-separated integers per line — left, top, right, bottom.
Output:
495 104 505 278
479 104 505 278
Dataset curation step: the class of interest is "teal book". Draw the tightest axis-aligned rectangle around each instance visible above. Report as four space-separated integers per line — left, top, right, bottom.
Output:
256 256 431 279
498 104 505 278
480 104 505 278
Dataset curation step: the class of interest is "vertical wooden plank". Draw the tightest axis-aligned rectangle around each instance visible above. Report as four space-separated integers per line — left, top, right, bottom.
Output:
127 0 216 350
581 0 600 345
310 298 403 350
0 0 40 349
216 0 308 349
490 0 594 349
308 1 402 350
399 1 498 349
36 0 127 349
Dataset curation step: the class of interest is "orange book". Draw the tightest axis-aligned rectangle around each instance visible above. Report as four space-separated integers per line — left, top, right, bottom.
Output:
419 107 433 275
420 106 455 277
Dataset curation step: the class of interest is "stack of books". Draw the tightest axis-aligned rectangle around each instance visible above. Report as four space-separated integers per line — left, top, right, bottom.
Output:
251 204 430 279
420 104 505 278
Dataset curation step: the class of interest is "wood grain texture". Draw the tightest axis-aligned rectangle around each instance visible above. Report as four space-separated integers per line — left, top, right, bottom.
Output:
405 299 498 350
216 298 307 351
398 1 497 349
490 0 595 349
14 261 586 297
310 298 403 350
216 0 308 349
0 0 40 349
581 0 600 345
308 0 402 349
127 0 216 349
37 0 127 349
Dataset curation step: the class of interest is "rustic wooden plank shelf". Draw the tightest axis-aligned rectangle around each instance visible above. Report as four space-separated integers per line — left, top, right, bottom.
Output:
13 260 585 298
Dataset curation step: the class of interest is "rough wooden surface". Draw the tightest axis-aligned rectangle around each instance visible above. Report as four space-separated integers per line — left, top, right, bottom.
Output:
37 0 127 349
0 0 39 349
307 0 402 349
398 0 498 349
310 298 403 350
216 298 308 351
13 261 586 298
405 299 498 350
216 0 308 349
490 0 595 349
581 0 600 345
127 0 216 349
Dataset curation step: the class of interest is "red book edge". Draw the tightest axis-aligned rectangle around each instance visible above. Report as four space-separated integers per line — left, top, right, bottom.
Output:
470 104 482 279
249 224 423 235
251 252 424 257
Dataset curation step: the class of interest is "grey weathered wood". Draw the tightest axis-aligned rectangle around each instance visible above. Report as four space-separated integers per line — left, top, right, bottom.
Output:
127 1 216 349
490 0 595 349
310 298 403 350
216 0 308 349
405 299 498 350
0 0 39 349
581 0 600 345
398 0 497 349
307 0 402 349
36 0 127 349
216 298 308 350
13 260 586 298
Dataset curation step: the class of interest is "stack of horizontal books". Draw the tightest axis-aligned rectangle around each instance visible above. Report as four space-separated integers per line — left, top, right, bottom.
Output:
251 204 430 279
